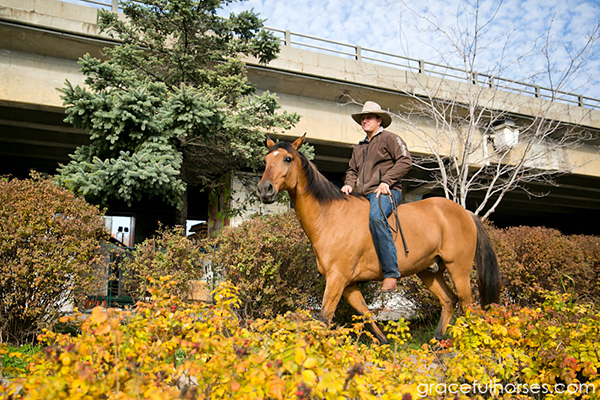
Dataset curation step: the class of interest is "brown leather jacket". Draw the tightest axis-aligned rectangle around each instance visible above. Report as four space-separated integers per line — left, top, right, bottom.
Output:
344 129 412 196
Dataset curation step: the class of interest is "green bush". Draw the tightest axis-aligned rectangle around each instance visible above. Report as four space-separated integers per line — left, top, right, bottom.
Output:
0 175 107 345
207 212 322 320
207 211 379 324
120 226 205 300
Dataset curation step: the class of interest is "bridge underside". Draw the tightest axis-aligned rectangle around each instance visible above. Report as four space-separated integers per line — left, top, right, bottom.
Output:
2 101 600 235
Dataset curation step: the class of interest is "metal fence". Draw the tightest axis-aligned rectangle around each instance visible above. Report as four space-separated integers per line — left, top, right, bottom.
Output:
86 243 135 308
86 243 215 309
66 0 600 111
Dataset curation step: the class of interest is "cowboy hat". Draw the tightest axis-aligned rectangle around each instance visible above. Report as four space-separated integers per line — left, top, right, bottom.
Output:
351 101 392 128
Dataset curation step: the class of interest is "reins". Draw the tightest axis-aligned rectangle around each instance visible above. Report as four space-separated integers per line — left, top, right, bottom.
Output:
378 195 409 255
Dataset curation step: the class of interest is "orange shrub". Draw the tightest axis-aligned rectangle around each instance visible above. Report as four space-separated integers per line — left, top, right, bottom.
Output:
0 175 107 345
1 278 423 400
120 226 205 300
490 225 600 307
438 292 600 399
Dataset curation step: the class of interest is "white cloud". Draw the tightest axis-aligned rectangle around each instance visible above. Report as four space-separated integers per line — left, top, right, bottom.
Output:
220 0 600 98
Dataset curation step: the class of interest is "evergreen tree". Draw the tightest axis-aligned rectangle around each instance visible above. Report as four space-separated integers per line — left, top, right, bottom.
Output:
57 0 300 224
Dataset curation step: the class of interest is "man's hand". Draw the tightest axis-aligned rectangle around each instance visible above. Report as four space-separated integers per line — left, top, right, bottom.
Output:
341 185 353 195
374 182 391 198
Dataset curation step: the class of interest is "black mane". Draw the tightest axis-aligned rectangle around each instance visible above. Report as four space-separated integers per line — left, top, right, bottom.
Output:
268 142 348 205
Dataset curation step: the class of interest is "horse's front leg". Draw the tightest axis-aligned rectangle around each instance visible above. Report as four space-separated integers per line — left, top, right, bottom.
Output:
319 273 348 324
343 284 388 345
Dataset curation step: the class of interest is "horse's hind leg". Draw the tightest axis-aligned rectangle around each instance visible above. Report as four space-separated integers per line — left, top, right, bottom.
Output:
417 269 458 340
444 261 475 310
342 284 388 345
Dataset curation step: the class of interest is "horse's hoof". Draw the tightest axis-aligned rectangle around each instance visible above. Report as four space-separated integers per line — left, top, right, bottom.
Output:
377 337 390 346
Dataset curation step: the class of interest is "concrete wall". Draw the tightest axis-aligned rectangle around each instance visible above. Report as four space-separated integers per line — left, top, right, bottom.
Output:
0 49 82 107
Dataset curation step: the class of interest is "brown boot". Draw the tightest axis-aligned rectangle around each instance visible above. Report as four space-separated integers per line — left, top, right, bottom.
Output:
381 278 397 292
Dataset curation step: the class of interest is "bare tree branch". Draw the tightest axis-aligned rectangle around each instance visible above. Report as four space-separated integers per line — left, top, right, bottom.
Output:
351 0 600 219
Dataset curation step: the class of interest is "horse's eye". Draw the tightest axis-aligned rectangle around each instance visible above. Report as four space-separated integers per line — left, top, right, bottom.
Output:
284 156 292 163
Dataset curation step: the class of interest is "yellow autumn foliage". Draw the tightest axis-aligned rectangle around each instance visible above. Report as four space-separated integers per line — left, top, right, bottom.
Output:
0 279 598 400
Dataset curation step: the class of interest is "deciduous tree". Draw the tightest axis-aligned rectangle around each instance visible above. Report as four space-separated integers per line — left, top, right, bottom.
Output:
349 0 600 220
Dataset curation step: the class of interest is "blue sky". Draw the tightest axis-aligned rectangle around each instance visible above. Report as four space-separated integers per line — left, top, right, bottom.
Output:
219 0 600 99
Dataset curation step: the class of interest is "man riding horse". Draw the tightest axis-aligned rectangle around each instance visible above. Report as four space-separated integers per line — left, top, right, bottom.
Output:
257 106 500 343
341 101 412 292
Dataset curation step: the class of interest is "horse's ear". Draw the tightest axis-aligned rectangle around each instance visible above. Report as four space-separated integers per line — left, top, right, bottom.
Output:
266 137 276 149
292 133 306 151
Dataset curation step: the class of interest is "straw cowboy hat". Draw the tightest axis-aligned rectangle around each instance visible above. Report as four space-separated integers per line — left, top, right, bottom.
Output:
351 101 392 128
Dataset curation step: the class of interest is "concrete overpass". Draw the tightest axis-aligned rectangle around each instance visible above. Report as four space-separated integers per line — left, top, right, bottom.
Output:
2 0 600 235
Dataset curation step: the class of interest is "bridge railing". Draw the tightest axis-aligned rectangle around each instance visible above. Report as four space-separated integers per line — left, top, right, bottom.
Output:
66 0 600 111
267 27 600 111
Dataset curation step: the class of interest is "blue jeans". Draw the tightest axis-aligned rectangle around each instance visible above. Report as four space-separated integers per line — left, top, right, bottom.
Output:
365 190 402 279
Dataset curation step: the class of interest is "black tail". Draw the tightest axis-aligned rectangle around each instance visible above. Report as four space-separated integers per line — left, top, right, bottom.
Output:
469 212 500 307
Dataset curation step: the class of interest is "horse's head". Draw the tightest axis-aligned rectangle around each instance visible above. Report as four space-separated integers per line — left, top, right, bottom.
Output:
257 134 305 204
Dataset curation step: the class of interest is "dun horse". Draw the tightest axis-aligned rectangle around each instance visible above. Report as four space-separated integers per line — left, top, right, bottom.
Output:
257 135 500 344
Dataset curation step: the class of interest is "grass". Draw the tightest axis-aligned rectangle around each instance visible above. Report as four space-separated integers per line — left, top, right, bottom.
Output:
1 343 40 378
404 320 438 350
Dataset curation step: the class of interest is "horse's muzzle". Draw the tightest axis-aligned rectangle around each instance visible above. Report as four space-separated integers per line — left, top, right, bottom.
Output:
257 180 277 204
